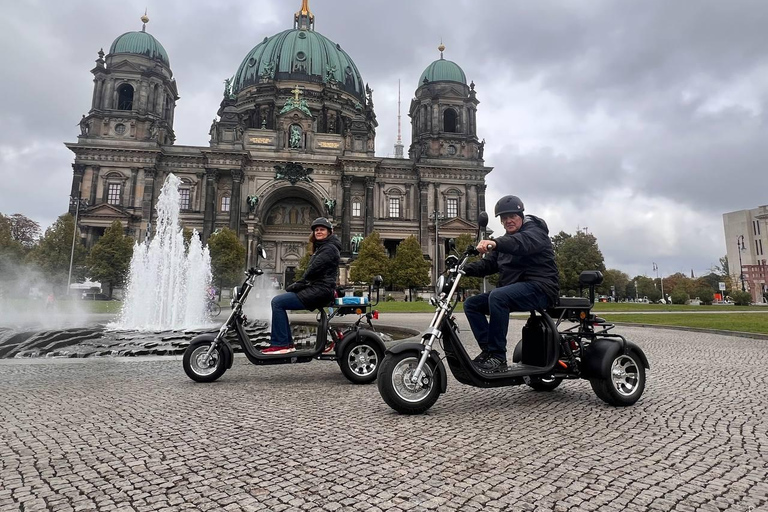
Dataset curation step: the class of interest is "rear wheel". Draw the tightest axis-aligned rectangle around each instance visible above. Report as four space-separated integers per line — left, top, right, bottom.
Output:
590 349 646 406
339 336 384 384
378 352 441 414
183 342 227 382
523 375 563 391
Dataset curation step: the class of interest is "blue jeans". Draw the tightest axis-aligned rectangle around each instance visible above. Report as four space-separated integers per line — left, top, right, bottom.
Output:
270 292 305 346
463 282 549 360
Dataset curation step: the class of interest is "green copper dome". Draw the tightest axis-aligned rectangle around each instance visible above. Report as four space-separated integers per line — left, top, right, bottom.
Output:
232 29 364 98
109 30 170 66
418 57 466 87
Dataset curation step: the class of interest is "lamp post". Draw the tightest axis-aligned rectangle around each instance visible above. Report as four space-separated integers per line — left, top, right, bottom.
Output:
67 195 89 295
652 262 664 301
429 210 445 287
737 235 746 292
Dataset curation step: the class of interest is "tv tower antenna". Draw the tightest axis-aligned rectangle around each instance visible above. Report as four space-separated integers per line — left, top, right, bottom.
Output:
394 79 404 158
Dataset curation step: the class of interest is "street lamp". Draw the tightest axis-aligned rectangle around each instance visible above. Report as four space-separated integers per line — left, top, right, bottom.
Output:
429 210 446 287
652 262 664 301
67 195 89 295
737 235 746 292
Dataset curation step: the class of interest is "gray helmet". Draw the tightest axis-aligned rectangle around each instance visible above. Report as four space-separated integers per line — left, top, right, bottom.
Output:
494 195 525 217
310 217 333 232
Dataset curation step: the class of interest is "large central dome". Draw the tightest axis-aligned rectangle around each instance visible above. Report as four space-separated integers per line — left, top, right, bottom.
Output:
232 10 365 98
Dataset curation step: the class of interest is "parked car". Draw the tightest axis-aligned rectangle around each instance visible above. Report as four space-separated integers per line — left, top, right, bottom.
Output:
80 292 112 301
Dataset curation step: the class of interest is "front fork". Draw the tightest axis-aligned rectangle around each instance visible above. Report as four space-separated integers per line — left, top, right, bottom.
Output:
202 323 230 363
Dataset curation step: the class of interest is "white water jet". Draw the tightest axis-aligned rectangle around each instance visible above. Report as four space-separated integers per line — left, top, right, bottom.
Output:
112 174 212 331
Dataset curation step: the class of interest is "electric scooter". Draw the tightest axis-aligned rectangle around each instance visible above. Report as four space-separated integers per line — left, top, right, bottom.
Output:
377 213 650 414
183 245 386 384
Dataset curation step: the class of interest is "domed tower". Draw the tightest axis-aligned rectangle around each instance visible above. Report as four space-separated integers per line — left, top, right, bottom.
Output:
84 13 178 145
212 0 377 155
409 44 482 163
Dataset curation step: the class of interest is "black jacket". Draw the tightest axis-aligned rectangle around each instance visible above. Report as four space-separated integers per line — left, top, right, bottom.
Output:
463 215 560 305
289 234 342 310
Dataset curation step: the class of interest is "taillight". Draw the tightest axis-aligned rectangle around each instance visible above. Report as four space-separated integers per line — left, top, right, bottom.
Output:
373 310 379 320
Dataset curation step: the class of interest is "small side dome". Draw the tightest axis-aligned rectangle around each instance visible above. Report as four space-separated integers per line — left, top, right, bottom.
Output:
109 30 170 66
418 58 466 87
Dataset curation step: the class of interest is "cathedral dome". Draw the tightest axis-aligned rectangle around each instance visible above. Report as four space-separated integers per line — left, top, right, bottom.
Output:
418 57 466 87
232 28 365 98
109 29 170 66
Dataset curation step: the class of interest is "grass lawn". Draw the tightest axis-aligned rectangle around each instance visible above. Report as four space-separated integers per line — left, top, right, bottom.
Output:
601 313 768 335
591 302 765 312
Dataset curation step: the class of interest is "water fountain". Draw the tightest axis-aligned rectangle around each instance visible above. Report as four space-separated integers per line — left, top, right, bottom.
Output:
113 173 212 331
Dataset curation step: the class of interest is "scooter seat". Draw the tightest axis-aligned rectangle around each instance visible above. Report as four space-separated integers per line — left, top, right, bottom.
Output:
554 297 592 309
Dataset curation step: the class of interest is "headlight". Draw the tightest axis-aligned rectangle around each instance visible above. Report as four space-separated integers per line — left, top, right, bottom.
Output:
435 275 446 295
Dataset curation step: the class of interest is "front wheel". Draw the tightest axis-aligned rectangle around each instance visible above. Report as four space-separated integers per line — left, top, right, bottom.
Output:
590 349 646 406
339 336 384 385
378 352 441 415
524 375 563 391
183 342 227 382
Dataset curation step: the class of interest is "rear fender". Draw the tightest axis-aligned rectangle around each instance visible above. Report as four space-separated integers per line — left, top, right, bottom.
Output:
581 338 649 379
387 342 447 393
189 334 234 369
337 328 385 355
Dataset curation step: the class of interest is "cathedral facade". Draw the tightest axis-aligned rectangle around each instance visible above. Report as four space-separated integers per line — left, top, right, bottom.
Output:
66 3 492 286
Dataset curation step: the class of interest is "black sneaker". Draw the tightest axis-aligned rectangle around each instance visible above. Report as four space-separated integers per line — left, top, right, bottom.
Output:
472 351 491 363
475 355 507 372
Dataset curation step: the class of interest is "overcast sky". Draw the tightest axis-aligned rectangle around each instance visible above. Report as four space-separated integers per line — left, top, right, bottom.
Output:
2 0 766 278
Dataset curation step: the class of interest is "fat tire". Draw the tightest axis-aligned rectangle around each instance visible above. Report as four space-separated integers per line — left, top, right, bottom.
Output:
590 349 646 406
339 336 384 385
524 375 563 391
183 342 227 383
378 352 441 415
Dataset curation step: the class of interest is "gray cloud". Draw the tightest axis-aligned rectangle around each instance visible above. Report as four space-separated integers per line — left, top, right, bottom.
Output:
1 0 764 278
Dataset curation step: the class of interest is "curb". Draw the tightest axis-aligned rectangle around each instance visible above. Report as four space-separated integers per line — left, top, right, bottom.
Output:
611 322 768 340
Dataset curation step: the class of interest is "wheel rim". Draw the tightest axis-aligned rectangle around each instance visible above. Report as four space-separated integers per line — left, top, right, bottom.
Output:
610 354 641 396
391 356 434 403
346 344 379 377
189 345 220 377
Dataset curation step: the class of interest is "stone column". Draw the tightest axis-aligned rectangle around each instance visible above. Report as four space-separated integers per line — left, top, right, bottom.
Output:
69 164 86 215
89 165 101 205
230 169 243 234
203 168 218 241
129 167 138 209
364 177 375 236
478 183 486 217
141 168 157 232
418 181 429 250
341 175 352 251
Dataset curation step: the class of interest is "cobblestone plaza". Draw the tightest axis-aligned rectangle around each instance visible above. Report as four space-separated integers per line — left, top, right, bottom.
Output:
1 318 767 511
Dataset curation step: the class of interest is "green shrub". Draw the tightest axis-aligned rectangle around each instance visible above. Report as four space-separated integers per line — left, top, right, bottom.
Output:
648 289 662 303
731 291 752 306
671 290 689 305
415 295 425 301
385 294 395 302
696 288 714 305
353 290 363 297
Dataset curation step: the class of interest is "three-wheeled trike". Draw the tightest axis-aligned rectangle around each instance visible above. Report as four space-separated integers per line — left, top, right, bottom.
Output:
183 246 386 384
377 212 650 414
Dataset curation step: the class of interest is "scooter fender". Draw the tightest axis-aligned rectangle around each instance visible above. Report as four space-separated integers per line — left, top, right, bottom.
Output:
336 329 385 355
386 343 447 393
188 334 234 370
581 338 650 379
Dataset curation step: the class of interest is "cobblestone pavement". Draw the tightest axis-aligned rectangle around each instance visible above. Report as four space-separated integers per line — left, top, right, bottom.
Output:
1 315 767 512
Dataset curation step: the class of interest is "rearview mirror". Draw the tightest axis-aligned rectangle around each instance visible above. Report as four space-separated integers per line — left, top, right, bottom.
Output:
478 212 489 230
373 275 384 288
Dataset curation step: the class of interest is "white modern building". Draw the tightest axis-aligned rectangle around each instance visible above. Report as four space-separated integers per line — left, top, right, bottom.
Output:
723 205 768 303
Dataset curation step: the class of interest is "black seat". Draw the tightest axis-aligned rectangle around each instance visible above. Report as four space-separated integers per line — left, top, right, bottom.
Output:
555 297 592 309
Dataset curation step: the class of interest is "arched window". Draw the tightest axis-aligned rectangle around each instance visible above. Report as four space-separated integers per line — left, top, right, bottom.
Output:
117 84 134 110
443 108 458 133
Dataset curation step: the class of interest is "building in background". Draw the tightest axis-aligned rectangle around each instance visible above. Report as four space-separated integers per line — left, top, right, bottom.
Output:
65 2 491 285
723 205 768 303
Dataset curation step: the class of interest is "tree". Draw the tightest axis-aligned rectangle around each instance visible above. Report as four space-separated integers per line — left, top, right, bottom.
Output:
453 233 482 291
349 231 389 284
695 287 715 305
670 289 689 305
390 235 430 300
8 213 41 248
0 215 26 296
550 231 572 254
629 275 657 300
86 220 134 298
27 213 87 293
208 228 245 296
555 231 605 296
599 269 630 301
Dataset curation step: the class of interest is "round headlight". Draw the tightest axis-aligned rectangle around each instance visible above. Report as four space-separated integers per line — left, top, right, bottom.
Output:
435 275 446 295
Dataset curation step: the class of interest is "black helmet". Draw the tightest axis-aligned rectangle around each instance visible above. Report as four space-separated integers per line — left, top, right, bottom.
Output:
494 195 525 217
310 217 333 231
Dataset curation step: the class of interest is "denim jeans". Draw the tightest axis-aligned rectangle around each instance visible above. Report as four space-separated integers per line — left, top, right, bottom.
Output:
270 292 305 346
463 282 549 360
